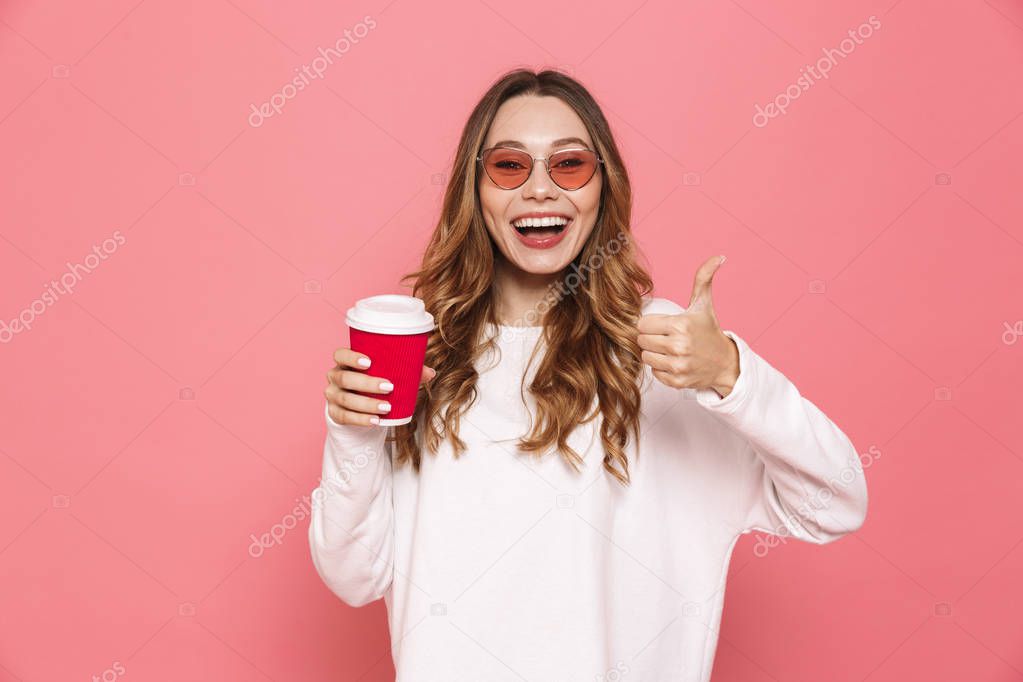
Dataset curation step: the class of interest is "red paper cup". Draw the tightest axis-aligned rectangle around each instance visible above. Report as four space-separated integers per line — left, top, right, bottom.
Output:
346 294 435 426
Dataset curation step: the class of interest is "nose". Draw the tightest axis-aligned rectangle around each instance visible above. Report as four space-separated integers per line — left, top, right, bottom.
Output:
521 158 559 199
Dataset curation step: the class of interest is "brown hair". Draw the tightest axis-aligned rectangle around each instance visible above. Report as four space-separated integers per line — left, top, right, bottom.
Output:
391 68 654 485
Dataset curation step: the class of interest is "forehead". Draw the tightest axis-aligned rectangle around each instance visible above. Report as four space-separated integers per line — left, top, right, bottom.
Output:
484 95 593 150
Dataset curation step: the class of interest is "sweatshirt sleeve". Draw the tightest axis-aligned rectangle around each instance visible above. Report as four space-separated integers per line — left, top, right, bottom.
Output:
308 402 396 607
695 330 869 544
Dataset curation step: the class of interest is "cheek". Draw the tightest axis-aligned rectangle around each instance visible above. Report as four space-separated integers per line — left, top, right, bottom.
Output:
478 187 506 230
575 186 602 234
585 180 597 215
476 191 495 236
580 182 602 218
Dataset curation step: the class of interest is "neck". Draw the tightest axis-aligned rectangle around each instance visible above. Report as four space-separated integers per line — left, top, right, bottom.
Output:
492 256 562 327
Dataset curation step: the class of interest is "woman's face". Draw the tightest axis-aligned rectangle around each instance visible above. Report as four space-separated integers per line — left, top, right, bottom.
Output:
478 94 603 276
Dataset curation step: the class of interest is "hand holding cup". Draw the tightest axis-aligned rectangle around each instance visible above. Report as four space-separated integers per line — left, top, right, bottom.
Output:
325 350 436 427
325 294 437 427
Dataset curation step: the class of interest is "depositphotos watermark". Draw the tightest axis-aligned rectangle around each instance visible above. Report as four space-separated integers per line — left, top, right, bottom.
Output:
752 15 881 128
499 228 631 340
248 442 381 557
247 15 378 128
90 660 126 682
1 230 126 344
595 661 630 682
1002 320 1022 345
751 445 880 558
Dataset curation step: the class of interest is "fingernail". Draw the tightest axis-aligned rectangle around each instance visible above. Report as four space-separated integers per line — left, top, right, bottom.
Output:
357 357 371 368
718 255 727 265
379 381 394 392
369 416 380 424
378 402 391 412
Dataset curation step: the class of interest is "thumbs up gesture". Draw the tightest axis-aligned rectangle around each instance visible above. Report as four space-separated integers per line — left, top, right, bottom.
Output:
636 255 741 398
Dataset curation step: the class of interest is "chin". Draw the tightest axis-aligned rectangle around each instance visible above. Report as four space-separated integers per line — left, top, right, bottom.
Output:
508 253 576 276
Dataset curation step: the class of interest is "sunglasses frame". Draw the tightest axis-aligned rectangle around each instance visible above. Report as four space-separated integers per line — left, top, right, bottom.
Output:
476 145 605 191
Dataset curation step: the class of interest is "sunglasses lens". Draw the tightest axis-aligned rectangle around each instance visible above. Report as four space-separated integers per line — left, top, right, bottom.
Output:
548 149 598 190
483 148 532 188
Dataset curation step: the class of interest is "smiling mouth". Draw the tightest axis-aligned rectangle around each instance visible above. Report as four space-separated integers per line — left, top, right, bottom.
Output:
512 217 572 237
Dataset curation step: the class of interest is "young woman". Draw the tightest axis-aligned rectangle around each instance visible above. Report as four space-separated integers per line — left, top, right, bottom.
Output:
311 68 867 681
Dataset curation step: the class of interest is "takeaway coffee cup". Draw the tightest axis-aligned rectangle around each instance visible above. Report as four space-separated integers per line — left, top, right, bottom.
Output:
346 294 435 426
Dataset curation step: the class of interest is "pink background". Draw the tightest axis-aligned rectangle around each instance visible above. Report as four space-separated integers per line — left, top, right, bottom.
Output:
1 0 1022 680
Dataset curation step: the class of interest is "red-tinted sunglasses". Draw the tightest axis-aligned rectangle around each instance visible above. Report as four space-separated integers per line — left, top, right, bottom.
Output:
477 146 604 191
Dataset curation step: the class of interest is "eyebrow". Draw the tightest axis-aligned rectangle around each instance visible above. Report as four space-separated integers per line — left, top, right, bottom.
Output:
489 137 592 151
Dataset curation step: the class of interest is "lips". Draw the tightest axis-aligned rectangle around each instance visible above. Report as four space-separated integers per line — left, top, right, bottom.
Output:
510 212 573 238
511 220 571 249
510 211 572 223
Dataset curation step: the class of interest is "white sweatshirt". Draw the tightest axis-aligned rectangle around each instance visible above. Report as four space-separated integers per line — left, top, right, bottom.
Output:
308 296 868 682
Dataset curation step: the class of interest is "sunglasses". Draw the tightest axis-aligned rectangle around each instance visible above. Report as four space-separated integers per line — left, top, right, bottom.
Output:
477 146 604 191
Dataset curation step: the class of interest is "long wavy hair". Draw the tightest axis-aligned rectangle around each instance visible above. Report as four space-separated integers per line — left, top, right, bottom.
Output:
390 68 654 486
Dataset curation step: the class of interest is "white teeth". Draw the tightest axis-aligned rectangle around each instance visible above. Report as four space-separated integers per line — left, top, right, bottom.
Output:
512 216 570 228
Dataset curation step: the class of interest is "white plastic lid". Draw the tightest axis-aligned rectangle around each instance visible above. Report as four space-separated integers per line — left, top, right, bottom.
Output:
346 294 436 335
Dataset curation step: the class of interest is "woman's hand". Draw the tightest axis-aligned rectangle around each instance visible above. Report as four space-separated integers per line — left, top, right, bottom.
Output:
325 348 437 426
636 255 740 398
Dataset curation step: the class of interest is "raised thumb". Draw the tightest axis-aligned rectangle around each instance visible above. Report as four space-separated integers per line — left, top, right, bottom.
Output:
687 255 725 313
